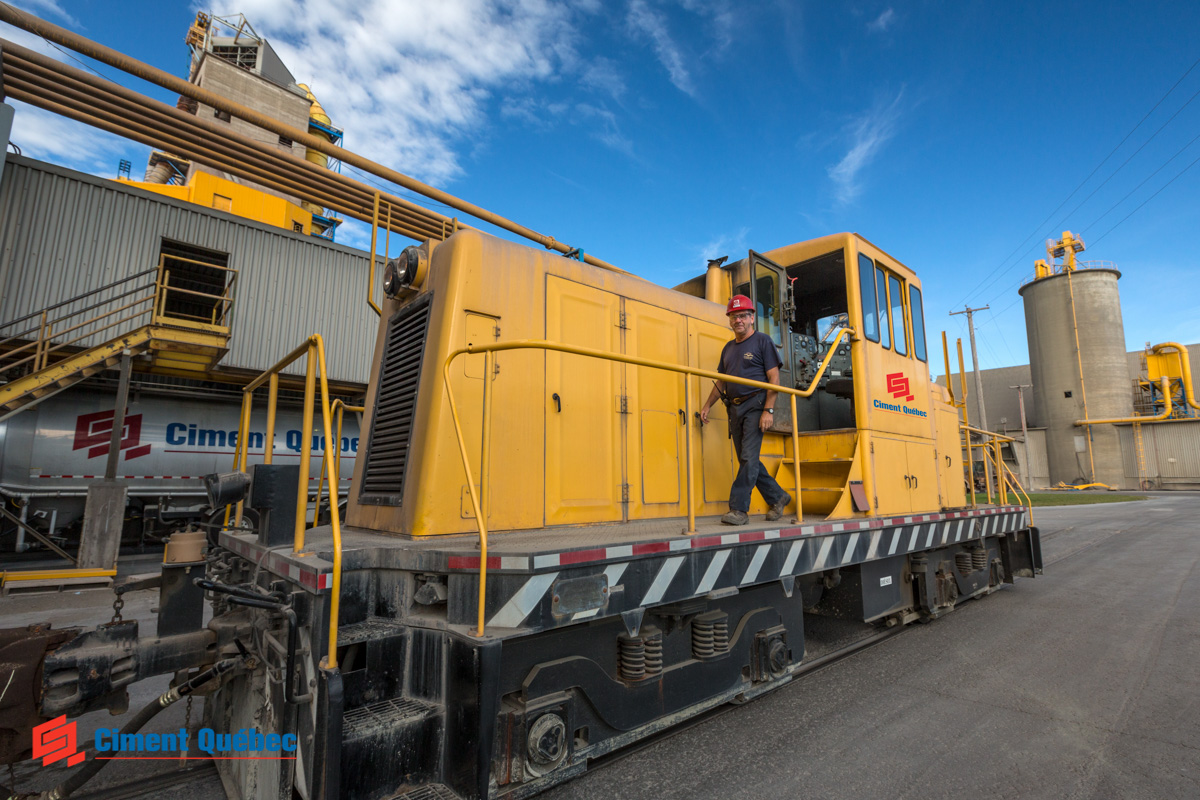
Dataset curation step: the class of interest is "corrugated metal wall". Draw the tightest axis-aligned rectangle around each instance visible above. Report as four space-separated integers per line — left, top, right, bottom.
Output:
1118 421 1200 488
0 156 380 385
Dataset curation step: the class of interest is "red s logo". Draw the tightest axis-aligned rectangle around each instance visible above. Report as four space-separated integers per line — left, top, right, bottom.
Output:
886 372 914 402
32 716 85 767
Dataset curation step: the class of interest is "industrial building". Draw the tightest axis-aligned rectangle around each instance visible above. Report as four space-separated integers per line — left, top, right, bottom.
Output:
939 233 1200 491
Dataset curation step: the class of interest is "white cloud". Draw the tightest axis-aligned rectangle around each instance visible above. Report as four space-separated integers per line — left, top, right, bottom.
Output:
227 0 588 186
692 226 750 271
575 103 634 155
827 88 905 206
7 100 143 176
581 58 627 101
867 8 895 34
9 0 79 27
627 0 696 97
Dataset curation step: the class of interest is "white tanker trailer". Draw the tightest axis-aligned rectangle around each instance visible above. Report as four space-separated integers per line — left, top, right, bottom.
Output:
0 389 360 552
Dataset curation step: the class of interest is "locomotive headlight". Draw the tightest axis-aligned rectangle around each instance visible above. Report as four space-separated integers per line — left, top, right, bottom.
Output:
382 245 428 298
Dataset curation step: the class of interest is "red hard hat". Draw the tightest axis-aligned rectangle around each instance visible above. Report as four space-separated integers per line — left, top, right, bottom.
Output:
726 295 753 315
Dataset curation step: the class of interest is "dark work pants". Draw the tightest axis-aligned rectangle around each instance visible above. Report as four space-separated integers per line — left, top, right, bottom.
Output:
728 395 789 513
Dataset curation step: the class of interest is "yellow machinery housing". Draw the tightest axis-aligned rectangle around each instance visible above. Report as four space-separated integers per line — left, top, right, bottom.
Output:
345 230 968 538
119 170 312 234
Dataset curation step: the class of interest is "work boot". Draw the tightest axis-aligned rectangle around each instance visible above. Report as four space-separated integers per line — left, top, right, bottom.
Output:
721 510 749 526
765 494 792 522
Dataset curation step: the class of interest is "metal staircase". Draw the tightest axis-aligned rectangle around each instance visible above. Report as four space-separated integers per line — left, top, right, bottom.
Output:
0 258 236 421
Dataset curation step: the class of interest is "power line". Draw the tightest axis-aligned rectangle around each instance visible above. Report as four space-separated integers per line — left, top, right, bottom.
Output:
953 54 1200 309
1089 148 1200 247
1080 128 1200 234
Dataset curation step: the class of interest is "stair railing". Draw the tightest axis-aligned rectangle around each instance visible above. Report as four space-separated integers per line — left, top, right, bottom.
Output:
0 267 159 373
0 260 239 377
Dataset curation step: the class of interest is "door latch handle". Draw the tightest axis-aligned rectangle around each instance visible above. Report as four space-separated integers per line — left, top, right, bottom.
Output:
552 392 561 413
678 409 685 424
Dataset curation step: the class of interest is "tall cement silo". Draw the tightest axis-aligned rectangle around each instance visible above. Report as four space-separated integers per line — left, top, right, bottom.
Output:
1020 232 1131 488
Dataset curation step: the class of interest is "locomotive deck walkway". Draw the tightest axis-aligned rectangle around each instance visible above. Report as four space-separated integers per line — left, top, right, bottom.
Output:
1 493 1195 799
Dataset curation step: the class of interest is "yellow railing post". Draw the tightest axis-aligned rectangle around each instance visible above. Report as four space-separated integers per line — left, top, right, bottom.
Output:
442 357 490 637
265 374 278 465
367 192 382 317
224 390 252 530
790 394 802 523
957 339 976 508
684 374 696 535
294 345 317 552
480 351 494 523
312 337 343 669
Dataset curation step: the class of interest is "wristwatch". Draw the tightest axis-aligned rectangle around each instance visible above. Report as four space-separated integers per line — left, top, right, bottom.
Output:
765 409 774 414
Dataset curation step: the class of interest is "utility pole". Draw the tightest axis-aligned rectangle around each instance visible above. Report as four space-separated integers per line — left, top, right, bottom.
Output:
1010 384 1032 491
951 305 992 493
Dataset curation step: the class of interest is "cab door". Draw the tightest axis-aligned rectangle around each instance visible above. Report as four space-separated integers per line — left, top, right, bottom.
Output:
747 251 794 431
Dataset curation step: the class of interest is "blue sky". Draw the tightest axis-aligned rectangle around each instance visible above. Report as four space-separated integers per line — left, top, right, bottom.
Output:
4 0 1199 371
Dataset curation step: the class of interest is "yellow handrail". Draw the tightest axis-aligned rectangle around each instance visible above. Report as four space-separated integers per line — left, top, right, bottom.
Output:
1000 460 1034 524
442 329 857 637
226 335 345 669
312 400 364 527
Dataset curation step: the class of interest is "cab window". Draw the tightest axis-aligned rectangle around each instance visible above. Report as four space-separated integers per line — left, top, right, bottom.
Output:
754 262 783 346
857 254 879 343
909 284 927 362
875 268 890 350
888 274 907 356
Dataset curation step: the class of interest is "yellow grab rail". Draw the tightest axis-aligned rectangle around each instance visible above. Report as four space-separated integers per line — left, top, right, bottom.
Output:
312 400 364 527
443 329 856 637
1000 460 1034 525
226 335 345 670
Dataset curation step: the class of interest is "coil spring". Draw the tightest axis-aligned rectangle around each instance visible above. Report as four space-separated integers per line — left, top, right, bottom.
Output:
643 629 663 677
973 549 989 571
712 620 729 655
955 552 974 576
692 619 715 658
617 634 645 681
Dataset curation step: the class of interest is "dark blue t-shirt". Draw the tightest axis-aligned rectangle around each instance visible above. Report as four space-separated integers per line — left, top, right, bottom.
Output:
718 331 782 399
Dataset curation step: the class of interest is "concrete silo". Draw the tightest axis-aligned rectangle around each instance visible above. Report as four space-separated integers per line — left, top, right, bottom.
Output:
1019 232 1131 488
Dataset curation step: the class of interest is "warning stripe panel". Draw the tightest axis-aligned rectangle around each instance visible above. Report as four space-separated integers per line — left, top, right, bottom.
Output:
447 507 1027 572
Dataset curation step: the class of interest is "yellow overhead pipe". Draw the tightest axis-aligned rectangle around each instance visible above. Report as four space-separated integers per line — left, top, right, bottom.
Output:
1076 377 1173 425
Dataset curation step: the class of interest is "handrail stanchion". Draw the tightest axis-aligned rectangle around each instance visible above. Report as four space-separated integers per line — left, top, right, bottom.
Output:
480 351 494 523
442 355 490 637
265 374 278 465
367 192 382 317
294 344 317 552
957 339 976 508
231 391 252 527
313 336 343 669
994 438 1009 505
789 394 802 523
684 374 696 535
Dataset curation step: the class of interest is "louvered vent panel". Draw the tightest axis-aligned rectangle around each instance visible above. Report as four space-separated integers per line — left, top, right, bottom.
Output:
358 294 432 505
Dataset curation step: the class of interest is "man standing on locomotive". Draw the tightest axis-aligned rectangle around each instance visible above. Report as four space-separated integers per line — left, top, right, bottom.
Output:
699 295 792 525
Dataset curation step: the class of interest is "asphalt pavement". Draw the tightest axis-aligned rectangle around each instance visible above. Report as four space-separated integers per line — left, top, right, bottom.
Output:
3 494 1196 800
